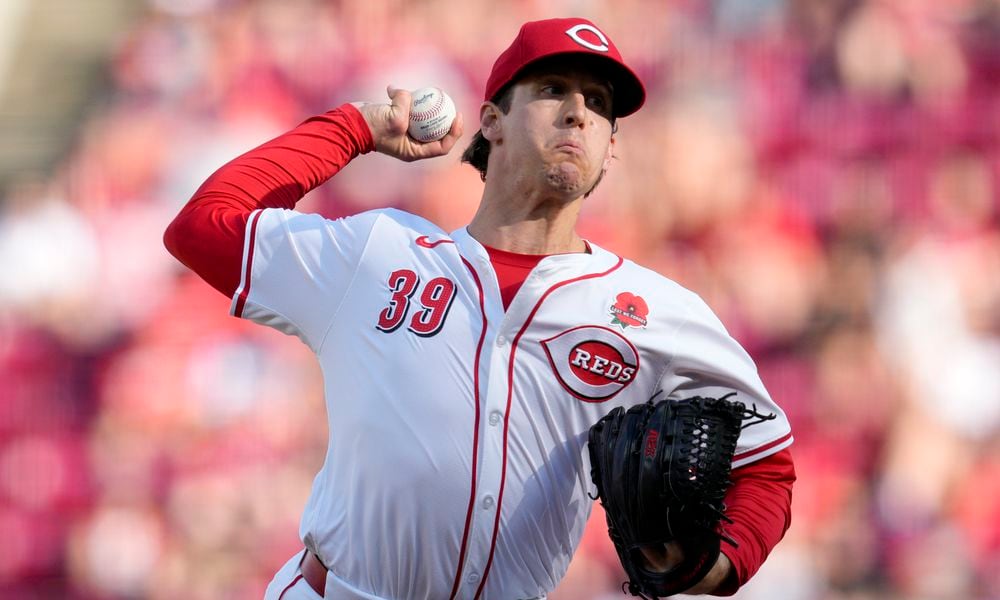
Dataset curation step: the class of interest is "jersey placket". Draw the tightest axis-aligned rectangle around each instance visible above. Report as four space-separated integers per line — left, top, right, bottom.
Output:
450 230 624 598
450 246 512 598
453 245 582 599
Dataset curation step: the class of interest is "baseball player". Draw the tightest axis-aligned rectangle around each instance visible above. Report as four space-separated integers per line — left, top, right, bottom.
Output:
165 17 795 600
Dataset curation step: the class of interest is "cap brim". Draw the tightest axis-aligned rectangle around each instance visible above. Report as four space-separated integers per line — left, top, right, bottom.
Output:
498 51 646 118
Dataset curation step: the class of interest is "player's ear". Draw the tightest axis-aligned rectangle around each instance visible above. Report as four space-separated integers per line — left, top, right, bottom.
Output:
480 102 502 143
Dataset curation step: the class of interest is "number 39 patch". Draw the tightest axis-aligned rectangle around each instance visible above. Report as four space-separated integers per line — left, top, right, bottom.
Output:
375 269 456 337
540 325 640 402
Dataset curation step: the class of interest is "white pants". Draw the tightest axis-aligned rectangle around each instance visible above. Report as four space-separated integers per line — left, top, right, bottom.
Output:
264 551 550 600
264 549 393 599
264 550 322 600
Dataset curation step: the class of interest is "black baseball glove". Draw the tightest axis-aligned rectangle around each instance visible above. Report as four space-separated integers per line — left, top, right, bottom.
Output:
587 393 771 599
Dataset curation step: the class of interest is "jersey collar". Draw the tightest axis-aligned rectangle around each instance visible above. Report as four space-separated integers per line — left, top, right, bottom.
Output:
450 227 620 276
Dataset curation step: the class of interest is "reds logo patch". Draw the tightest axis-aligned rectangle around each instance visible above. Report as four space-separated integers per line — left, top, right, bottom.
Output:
541 326 640 402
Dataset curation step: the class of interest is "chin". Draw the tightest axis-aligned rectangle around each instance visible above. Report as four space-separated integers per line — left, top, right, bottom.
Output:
545 177 585 195
544 163 589 195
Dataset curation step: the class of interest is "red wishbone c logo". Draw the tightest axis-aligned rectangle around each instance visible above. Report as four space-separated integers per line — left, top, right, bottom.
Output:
564 24 610 53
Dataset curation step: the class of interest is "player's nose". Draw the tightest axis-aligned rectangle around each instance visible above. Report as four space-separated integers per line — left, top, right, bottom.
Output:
561 92 587 128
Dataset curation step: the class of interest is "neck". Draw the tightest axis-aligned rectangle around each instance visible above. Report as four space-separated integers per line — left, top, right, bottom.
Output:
468 182 587 254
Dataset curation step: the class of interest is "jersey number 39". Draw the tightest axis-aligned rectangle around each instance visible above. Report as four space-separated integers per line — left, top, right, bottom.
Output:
376 269 456 337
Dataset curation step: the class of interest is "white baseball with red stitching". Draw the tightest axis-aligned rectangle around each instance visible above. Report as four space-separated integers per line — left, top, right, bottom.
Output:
407 87 456 142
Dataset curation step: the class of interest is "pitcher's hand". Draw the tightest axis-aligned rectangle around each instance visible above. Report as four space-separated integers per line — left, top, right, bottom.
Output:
354 86 463 162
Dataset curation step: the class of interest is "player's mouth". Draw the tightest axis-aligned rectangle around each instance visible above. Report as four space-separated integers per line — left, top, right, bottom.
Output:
554 140 584 155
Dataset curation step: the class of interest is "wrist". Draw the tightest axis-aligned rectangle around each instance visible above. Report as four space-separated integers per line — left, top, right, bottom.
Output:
684 551 733 595
342 103 377 154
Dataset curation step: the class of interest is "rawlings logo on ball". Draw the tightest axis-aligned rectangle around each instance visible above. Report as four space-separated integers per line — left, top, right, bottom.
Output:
413 92 435 107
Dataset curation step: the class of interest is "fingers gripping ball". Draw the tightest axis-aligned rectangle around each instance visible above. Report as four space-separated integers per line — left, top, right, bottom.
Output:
407 87 457 142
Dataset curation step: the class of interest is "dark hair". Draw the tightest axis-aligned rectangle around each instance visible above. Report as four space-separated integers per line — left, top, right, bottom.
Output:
460 87 515 181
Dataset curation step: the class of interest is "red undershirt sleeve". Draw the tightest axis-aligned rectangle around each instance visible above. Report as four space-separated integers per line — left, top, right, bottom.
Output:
715 447 796 595
163 103 375 296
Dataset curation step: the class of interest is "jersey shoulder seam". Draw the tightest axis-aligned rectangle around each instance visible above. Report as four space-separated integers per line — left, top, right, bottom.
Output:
313 211 387 354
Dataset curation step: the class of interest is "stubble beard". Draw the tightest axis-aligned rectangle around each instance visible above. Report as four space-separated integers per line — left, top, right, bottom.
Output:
543 161 589 196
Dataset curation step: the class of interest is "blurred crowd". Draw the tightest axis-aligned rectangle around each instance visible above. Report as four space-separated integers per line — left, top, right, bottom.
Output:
1 0 999 598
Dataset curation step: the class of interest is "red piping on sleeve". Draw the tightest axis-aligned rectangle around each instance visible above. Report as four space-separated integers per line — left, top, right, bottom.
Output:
734 432 793 463
232 209 264 318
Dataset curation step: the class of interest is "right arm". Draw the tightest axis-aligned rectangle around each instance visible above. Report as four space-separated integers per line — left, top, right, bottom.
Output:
163 88 464 296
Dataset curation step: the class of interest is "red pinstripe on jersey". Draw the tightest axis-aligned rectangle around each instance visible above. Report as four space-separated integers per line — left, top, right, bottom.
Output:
276 574 304 600
474 255 625 598
447 257 489 600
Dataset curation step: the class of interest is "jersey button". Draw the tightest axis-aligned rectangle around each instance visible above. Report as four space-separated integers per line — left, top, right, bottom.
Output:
489 411 502 426
481 495 495 509
496 335 507 347
467 572 480 584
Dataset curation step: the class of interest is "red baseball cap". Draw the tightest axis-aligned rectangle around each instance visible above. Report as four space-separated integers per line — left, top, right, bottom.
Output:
484 17 646 118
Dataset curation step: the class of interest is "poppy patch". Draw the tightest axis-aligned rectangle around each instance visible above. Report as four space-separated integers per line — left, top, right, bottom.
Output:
609 292 648 329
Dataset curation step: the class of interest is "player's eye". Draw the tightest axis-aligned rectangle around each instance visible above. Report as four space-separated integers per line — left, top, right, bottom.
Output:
540 83 564 96
587 95 607 110
586 94 612 117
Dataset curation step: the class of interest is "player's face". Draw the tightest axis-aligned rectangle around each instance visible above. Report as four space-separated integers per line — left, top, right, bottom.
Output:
492 63 616 198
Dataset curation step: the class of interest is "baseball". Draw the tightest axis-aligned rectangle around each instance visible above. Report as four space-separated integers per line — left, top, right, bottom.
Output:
407 87 457 143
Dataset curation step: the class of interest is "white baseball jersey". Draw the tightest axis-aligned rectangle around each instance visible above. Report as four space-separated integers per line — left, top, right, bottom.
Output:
232 207 792 600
